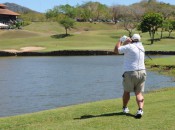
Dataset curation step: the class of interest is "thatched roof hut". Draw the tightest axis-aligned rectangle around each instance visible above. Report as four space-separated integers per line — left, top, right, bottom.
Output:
0 4 20 24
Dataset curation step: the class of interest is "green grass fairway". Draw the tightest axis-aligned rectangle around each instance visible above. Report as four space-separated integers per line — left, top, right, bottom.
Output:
145 56 175 76
0 22 175 52
146 56 175 66
0 88 175 130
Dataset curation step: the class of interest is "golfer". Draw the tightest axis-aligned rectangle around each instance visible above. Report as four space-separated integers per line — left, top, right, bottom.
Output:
114 34 146 118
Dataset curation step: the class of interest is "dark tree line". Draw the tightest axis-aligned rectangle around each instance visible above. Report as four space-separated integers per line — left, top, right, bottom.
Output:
44 0 175 43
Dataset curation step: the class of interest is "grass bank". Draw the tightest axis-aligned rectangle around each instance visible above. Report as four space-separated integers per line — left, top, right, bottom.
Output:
0 22 175 52
0 87 175 130
145 56 175 76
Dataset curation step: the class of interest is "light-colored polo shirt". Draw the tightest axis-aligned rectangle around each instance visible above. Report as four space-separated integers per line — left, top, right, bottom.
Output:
118 42 145 72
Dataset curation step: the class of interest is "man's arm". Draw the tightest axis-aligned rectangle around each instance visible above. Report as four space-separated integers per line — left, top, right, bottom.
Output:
114 40 122 54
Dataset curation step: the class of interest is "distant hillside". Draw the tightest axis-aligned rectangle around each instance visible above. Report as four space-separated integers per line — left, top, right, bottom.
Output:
3 2 40 13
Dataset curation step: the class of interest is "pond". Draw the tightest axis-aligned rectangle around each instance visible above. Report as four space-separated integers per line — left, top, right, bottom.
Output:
0 56 174 117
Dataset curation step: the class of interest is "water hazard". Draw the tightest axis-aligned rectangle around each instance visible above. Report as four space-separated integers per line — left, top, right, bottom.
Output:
0 56 174 117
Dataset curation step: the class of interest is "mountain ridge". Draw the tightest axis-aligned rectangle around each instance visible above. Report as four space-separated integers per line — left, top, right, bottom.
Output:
3 2 41 14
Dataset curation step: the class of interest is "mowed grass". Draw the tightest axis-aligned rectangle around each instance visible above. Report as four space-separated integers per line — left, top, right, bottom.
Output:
145 56 175 76
0 22 119 51
0 87 175 130
146 56 175 66
0 22 175 51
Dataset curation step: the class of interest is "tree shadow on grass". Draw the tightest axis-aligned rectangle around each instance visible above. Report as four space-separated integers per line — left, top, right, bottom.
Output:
51 34 73 39
74 112 135 120
162 36 175 39
147 38 161 42
143 38 160 45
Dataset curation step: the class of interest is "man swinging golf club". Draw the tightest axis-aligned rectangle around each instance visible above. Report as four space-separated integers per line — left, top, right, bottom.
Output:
114 34 147 118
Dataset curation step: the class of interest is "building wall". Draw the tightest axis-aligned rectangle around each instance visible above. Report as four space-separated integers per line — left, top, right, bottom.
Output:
0 14 16 24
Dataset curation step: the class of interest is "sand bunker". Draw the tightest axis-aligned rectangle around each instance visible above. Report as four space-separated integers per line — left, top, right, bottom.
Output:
3 47 45 53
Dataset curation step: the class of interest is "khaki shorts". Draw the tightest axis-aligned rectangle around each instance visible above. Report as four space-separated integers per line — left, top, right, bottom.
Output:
122 70 146 93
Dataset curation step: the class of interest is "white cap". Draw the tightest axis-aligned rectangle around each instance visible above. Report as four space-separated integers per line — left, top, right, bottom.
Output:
132 34 141 41
120 35 128 43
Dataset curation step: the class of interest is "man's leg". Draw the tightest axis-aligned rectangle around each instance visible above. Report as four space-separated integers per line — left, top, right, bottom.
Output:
123 91 130 108
135 70 146 110
135 92 144 118
135 92 144 109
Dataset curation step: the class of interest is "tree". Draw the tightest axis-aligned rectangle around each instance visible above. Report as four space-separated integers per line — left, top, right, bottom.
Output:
79 2 108 22
122 6 141 37
76 7 92 22
45 6 60 21
139 12 163 44
59 17 75 35
95 3 108 21
111 5 122 24
45 4 76 21
58 4 76 18
124 20 138 37
160 20 168 39
138 0 175 21
164 20 175 37
156 3 174 20
160 20 173 38
130 4 146 22
15 21 22 29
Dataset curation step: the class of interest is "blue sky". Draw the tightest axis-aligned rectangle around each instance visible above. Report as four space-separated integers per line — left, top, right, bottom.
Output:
1 0 175 13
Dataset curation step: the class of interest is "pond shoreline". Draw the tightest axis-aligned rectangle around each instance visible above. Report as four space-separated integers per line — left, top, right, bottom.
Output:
0 50 175 56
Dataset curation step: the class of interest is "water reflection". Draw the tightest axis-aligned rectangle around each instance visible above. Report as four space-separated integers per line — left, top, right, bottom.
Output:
0 56 174 117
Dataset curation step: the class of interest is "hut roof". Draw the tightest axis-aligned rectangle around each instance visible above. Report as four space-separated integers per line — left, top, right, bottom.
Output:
0 9 20 16
0 4 6 9
0 4 20 16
